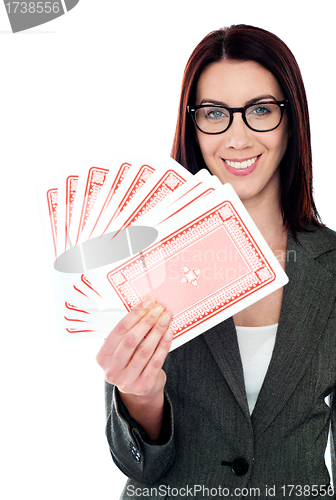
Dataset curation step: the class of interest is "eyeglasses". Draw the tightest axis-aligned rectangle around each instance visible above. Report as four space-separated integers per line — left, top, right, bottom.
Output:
187 100 288 134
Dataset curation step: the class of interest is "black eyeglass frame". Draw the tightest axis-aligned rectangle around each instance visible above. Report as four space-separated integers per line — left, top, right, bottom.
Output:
187 100 289 134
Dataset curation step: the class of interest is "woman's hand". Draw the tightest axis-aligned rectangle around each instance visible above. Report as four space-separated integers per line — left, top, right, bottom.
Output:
96 297 173 439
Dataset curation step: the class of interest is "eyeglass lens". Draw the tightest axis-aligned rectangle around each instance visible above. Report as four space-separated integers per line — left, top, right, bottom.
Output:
195 103 282 133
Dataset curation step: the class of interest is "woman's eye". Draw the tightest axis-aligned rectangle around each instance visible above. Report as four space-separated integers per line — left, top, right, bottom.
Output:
249 105 271 116
205 108 227 119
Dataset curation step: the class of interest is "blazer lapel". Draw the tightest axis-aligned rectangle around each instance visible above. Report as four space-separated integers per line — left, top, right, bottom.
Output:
251 228 336 439
203 316 251 421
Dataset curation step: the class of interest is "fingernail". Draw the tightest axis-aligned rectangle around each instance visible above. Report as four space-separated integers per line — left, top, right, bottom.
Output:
164 328 174 341
142 297 155 309
160 311 172 326
153 303 165 315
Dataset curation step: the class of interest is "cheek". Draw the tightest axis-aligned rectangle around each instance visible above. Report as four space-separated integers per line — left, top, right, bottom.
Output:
276 130 289 161
264 128 289 164
275 119 289 159
196 132 220 160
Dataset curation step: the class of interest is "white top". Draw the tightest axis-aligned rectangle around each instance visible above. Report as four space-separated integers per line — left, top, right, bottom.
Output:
236 324 278 414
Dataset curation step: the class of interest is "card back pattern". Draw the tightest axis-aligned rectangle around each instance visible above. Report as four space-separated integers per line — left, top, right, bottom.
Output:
107 201 275 339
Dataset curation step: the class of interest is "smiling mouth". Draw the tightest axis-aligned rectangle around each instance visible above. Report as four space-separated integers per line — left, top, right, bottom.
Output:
224 156 259 169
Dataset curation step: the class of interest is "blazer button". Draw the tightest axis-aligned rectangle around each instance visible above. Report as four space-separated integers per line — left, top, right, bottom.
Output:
231 458 248 476
130 445 141 463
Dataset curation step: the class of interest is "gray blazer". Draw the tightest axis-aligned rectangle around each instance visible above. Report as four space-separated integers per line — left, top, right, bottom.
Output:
105 225 336 499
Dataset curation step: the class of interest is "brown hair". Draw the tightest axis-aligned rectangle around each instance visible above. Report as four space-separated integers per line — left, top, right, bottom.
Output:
171 24 322 238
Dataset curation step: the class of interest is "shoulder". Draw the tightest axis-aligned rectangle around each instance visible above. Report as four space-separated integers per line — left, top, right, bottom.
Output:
295 224 336 274
313 224 336 245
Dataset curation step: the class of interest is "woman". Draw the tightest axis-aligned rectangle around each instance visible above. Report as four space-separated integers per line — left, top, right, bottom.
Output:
96 25 336 499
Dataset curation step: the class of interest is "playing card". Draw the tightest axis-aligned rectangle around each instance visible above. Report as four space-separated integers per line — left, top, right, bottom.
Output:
146 171 222 228
63 301 109 329
56 172 79 258
87 182 288 350
37 171 114 338
54 297 112 341
98 157 192 235
137 170 222 227
38 156 289 347
78 158 132 243
68 162 111 248
37 179 59 262
52 269 117 339
86 159 157 241
88 157 195 260
136 168 212 227
54 162 119 312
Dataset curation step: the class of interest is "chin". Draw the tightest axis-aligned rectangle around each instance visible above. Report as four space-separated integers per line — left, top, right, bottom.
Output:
225 182 254 199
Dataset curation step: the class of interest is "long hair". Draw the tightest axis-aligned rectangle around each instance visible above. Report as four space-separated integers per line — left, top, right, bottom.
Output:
171 24 322 238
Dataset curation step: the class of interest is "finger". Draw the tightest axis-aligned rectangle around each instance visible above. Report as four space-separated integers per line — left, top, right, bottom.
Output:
119 311 172 382
96 296 156 367
127 310 173 376
111 303 169 376
133 326 174 395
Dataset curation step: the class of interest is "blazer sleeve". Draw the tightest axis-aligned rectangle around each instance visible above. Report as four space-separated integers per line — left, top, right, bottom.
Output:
330 384 336 486
104 381 176 484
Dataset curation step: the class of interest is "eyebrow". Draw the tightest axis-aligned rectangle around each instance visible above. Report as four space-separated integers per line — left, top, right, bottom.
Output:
200 94 278 106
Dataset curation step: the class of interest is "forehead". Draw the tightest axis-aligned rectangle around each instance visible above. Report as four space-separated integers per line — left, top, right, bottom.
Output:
196 59 284 104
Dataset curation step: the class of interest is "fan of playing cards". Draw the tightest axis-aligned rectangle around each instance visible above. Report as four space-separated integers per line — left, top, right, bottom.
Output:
38 155 288 350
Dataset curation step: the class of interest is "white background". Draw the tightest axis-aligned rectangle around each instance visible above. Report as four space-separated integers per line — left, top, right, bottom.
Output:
0 1 335 499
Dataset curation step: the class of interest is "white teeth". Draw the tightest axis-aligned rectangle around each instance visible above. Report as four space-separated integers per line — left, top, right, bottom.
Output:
225 156 258 169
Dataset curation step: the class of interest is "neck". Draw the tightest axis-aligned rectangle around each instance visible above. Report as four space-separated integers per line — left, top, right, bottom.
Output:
242 185 287 250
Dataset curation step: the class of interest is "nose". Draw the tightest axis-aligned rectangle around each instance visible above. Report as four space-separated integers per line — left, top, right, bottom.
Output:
224 112 252 150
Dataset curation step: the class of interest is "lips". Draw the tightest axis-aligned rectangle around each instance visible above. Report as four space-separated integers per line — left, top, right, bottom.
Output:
222 155 261 176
